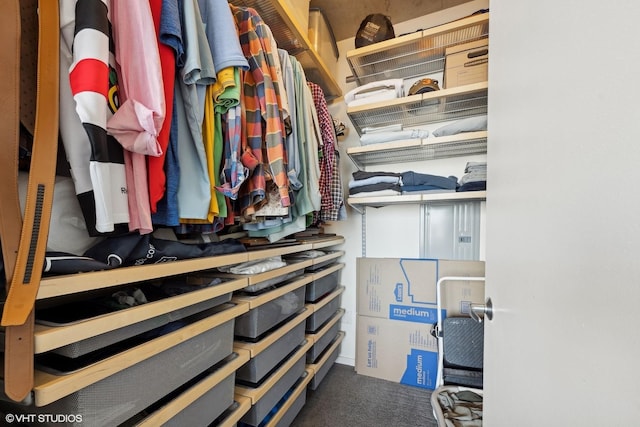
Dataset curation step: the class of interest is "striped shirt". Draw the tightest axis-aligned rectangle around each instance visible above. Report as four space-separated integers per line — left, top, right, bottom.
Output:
231 5 290 216
68 0 129 234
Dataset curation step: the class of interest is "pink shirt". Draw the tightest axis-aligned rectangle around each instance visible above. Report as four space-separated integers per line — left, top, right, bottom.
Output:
108 0 166 234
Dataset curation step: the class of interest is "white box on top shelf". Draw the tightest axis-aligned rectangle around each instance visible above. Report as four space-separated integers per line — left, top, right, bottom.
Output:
444 38 489 89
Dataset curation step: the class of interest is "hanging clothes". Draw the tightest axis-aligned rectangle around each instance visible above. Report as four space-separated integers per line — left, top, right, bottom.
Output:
216 68 247 200
147 0 177 215
308 81 344 222
151 0 184 227
62 0 130 236
109 0 166 235
196 0 250 231
292 56 322 217
231 5 290 217
279 49 302 193
197 0 249 72
175 0 216 221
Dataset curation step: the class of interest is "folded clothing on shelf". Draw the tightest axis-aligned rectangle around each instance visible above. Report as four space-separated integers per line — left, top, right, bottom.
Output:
360 129 429 146
344 78 404 107
458 161 487 192
433 115 487 137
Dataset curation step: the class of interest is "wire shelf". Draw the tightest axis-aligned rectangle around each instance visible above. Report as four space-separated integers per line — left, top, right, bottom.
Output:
347 82 488 135
347 13 489 85
348 191 487 211
346 131 488 169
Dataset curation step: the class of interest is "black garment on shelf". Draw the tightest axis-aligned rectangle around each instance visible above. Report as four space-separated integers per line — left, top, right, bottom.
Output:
352 170 401 180
29 234 247 277
84 233 246 268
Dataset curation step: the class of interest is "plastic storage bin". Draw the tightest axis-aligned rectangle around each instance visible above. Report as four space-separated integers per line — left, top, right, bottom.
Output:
308 8 338 76
273 385 306 427
25 305 236 426
306 288 343 333
244 269 304 293
46 293 231 358
121 353 240 427
161 365 236 427
305 266 340 302
239 356 306 426
307 318 340 363
235 286 306 340
236 321 306 384
309 333 343 391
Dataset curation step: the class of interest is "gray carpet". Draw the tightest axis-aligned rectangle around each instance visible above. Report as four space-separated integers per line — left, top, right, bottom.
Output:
291 363 438 427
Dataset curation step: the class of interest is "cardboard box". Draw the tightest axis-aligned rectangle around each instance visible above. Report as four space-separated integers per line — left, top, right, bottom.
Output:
357 258 485 322
356 315 439 389
444 38 489 89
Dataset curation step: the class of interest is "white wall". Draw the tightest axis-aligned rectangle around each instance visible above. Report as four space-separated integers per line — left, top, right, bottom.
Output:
483 0 640 423
326 0 490 366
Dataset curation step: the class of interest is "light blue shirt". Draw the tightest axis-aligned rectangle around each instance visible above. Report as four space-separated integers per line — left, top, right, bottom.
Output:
198 0 249 71
176 0 216 219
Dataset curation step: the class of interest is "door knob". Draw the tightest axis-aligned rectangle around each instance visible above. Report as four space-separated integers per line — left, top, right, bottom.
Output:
470 297 493 323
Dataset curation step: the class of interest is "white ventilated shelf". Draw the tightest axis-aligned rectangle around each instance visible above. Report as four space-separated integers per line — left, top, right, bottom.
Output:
346 13 489 85
346 131 487 169
231 0 341 100
348 191 486 212
347 81 488 136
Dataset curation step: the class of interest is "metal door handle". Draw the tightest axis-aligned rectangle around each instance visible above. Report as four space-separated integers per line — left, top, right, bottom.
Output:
470 297 493 323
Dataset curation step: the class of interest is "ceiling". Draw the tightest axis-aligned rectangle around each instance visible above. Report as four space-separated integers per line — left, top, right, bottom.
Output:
309 0 475 42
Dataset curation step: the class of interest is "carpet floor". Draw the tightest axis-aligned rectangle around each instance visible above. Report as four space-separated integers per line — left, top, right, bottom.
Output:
290 363 438 427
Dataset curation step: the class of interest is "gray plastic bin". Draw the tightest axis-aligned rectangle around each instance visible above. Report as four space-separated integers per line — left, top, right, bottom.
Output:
305 268 339 302
236 321 306 384
306 292 341 333
244 269 304 293
23 306 236 426
50 293 231 358
307 320 340 363
235 286 306 339
274 375 308 427
120 354 238 427
163 365 236 427
309 335 341 390
240 356 306 426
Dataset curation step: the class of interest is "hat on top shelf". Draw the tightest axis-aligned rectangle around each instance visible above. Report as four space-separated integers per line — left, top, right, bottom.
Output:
355 14 395 48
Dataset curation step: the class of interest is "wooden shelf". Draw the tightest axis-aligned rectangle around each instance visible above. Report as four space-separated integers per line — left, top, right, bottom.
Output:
231 0 342 101
33 303 248 407
220 395 252 427
306 331 345 376
36 237 345 300
34 277 248 354
347 131 487 169
133 350 250 427
310 262 344 281
36 252 248 300
306 309 344 345
263 368 314 427
346 13 489 86
234 308 313 358
234 339 313 403
306 286 345 312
